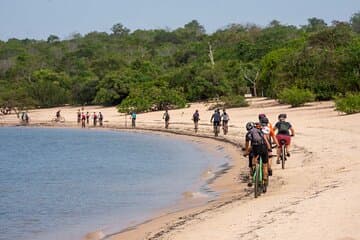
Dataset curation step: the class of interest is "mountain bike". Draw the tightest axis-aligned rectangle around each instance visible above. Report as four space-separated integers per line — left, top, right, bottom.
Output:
279 139 287 169
222 121 228 135
213 122 220 137
253 156 267 198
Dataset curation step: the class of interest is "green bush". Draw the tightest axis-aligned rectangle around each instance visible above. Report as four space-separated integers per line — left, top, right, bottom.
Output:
209 95 248 110
335 93 360 114
278 87 315 107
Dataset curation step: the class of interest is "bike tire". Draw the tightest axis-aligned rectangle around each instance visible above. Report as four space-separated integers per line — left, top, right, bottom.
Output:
254 164 260 198
281 145 286 169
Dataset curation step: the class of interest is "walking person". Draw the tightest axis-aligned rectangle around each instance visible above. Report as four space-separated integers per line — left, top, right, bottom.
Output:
77 109 81 124
81 112 86 128
98 112 103 126
192 110 200 133
131 111 137 128
163 110 170 129
92 112 97 126
221 109 230 135
86 112 90 124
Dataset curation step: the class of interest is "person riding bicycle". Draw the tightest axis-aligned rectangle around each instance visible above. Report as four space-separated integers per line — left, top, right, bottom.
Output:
273 113 295 164
210 109 221 135
244 122 255 185
192 110 200 131
221 109 230 133
260 116 279 176
244 121 271 190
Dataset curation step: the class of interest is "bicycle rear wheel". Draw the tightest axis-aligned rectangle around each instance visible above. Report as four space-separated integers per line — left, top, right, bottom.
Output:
254 164 260 198
281 145 286 169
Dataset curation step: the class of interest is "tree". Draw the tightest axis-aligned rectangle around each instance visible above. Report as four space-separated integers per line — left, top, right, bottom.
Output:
303 17 327 32
111 23 130 36
350 11 360 33
47 34 60 43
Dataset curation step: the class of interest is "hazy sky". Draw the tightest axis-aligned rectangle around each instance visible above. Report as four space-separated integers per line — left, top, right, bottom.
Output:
0 0 359 41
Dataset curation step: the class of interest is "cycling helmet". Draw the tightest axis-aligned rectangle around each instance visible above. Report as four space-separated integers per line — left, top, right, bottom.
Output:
258 113 266 120
278 113 287 120
245 122 254 131
260 117 269 126
261 126 270 135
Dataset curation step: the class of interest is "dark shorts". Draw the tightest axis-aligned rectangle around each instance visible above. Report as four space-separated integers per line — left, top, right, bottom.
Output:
276 134 291 146
248 151 254 168
252 144 268 164
213 121 220 127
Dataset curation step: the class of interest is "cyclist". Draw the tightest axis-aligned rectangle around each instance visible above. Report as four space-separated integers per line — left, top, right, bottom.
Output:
221 109 230 135
210 109 221 136
244 122 271 190
192 110 200 132
273 113 295 164
163 110 170 129
244 122 255 185
260 116 279 176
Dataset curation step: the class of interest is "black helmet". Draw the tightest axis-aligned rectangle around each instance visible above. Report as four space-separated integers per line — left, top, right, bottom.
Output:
278 113 287 120
260 117 269 126
258 113 266 120
246 122 254 131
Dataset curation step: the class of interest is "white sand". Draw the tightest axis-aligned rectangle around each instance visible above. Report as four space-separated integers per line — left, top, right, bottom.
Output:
1 98 359 240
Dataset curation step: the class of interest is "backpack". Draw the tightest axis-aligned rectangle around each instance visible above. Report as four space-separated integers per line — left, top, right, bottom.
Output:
249 128 265 146
278 122 290 135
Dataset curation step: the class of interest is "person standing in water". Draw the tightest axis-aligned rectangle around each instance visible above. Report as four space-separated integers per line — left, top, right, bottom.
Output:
86 112 90 124
131 111 137 128
93 112 97 126
81 112 86 128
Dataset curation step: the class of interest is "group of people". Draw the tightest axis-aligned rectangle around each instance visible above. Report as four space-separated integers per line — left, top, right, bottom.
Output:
77 110 103 128
244 113 295 192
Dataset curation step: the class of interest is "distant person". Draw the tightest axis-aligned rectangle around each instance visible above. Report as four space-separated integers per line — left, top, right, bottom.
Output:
77 109 81 124
163 110 170 129
192 110 200 132
210 109 221 136
221 109 230 135
131 111 137 128
92 112 97 126
98 112 103 126
273 114 295 164
56 110 61 119
86 112 90 124
81 112 86 128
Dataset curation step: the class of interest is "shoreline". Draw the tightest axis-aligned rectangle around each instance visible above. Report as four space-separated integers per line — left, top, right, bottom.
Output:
0 121 250 240
2 100 359 240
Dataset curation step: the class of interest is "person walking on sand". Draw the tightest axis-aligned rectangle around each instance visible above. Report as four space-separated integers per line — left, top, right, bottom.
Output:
81 112 86 128
86 112 90 124
192 110 200 133
77 109 81 124
221 109 230 135
98 112 103 126
163 110 170 129
131 111 137 128
92 112 97 126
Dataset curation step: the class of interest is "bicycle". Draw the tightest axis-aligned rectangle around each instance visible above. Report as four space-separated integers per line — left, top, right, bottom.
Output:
279 139 287 169
213 122 220 137
222 121 228 135
253 156 267 198
51 116 65 123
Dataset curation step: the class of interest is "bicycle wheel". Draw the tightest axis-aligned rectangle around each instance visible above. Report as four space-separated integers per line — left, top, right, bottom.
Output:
254 164 260 198
281 145 286 169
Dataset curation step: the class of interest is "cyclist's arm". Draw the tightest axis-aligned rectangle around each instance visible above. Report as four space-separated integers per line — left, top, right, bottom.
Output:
290 127 295 137
264 135 271 150
244 140 251 155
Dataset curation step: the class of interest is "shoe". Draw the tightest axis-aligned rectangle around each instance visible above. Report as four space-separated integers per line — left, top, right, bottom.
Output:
287 152 290 157
247 182 253 187
268 169 273 176
276 159 280 164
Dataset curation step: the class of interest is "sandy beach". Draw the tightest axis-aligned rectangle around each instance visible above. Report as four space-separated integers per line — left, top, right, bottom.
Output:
1 98 359 240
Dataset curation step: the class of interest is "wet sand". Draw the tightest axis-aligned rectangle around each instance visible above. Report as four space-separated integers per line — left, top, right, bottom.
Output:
1 98 359 240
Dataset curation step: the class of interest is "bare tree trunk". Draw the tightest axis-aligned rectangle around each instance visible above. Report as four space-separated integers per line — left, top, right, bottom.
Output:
208 42 215 67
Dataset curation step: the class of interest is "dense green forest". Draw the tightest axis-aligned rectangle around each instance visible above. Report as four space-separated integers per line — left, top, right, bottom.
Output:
0 12 359 112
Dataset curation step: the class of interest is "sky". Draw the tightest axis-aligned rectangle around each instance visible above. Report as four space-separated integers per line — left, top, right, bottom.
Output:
0 0 359 41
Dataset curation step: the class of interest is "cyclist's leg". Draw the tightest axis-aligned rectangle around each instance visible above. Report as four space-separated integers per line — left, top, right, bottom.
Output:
261 145 269 184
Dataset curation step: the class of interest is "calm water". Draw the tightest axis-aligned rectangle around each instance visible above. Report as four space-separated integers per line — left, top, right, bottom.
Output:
0 127 227 240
